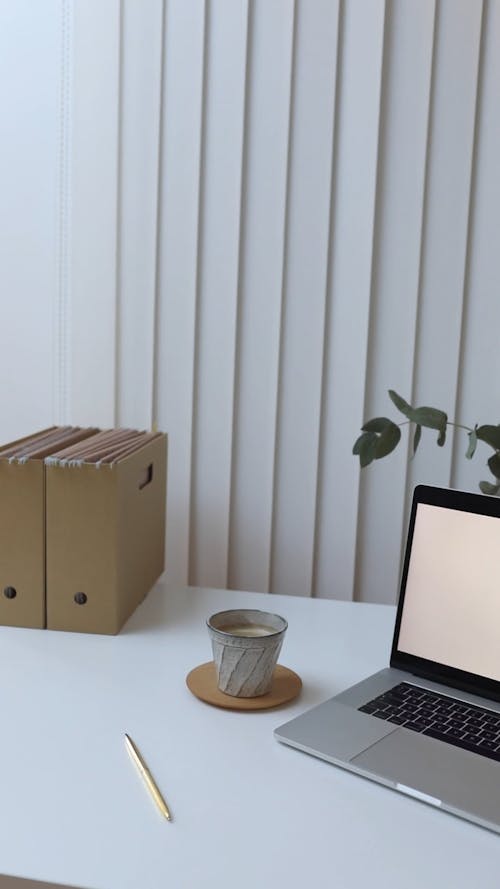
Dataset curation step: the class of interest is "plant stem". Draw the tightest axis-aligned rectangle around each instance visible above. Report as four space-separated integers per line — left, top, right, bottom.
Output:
447 422 473 433
397 420 473 433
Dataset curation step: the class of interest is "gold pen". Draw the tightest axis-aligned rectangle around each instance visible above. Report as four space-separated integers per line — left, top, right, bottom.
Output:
125 733 172 822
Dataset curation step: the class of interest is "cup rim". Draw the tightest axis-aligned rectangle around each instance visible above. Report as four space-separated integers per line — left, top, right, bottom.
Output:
207 608 287 638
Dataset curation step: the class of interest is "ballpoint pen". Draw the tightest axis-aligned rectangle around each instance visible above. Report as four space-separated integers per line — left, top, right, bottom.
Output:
124 733 172 822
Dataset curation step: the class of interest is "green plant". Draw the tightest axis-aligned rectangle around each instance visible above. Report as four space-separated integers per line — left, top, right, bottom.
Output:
353 390 500 496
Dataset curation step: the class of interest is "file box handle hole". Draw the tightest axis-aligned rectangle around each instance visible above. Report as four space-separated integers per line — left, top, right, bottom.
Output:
138 463 153 490
3 586 16 599
74 592 87 605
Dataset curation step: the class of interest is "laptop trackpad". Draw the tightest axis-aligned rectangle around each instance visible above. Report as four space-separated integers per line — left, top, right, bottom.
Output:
351 728 500 824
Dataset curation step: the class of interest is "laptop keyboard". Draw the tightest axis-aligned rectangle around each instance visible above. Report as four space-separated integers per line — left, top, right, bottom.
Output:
359 682 500 763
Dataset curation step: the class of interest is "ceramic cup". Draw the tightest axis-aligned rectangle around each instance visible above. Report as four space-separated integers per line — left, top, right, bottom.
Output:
207 608 288 697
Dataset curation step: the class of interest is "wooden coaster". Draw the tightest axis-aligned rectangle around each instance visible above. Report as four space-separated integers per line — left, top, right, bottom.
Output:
186 661 302 711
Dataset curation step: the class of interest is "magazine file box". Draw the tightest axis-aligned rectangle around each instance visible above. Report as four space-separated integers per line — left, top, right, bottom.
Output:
45 434 167 634
0 427 93 629
0 459 46 628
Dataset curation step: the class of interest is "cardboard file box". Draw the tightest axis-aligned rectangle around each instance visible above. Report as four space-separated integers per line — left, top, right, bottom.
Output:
0 427 97 629
45 434 167 634
0 456 46 628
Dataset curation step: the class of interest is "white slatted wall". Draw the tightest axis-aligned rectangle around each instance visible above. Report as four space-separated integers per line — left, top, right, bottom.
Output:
0 0 62 439
4 0 500 604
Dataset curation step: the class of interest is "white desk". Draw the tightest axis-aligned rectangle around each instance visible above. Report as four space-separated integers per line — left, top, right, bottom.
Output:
0 582 499 889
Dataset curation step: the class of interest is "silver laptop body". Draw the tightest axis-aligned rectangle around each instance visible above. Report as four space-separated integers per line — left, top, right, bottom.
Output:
275 485 500 833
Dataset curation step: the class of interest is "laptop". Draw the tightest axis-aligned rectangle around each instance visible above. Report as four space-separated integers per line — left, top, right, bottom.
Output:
275 484 500 833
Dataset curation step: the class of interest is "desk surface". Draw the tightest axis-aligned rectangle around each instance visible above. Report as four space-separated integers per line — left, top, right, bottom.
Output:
0 582 499 889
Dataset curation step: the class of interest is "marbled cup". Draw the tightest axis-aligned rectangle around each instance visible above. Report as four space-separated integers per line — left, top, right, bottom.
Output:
207 608 288 697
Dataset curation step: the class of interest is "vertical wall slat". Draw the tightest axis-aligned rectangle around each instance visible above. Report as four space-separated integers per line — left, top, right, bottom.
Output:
405 0 483 496
355 0 435 604
269 0 340 598
117 0 163 430
189 0 249 589
227 0 295 594
452 1 500 497
54 0 72 426
314 0 386 601
0 0 61 440
155 0 206 588
70 0 121 426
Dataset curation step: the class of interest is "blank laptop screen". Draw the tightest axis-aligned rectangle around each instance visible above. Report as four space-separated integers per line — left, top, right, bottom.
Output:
397 502 500 682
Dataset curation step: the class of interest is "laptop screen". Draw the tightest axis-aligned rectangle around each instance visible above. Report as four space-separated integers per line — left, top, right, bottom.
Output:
391 486 500 698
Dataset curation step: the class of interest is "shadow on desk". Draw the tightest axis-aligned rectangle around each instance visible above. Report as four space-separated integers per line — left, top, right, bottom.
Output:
121 582 256 637
120 580 191 635
0 878 87 889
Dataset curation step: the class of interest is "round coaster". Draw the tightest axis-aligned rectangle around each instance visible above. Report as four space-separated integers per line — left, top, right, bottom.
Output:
186 661 302 711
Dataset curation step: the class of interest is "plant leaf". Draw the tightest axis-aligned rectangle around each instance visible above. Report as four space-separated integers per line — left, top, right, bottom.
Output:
353 433 366 455
374 422 401 459
437 427 446 447
353 432 377 467
479 481 500 496
476 425 500 450
487 452 500 480
412 424 422 456
388 390 413 420
465 427 477 460
359 433 377 467
362 417 393 434
411 406 448 432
